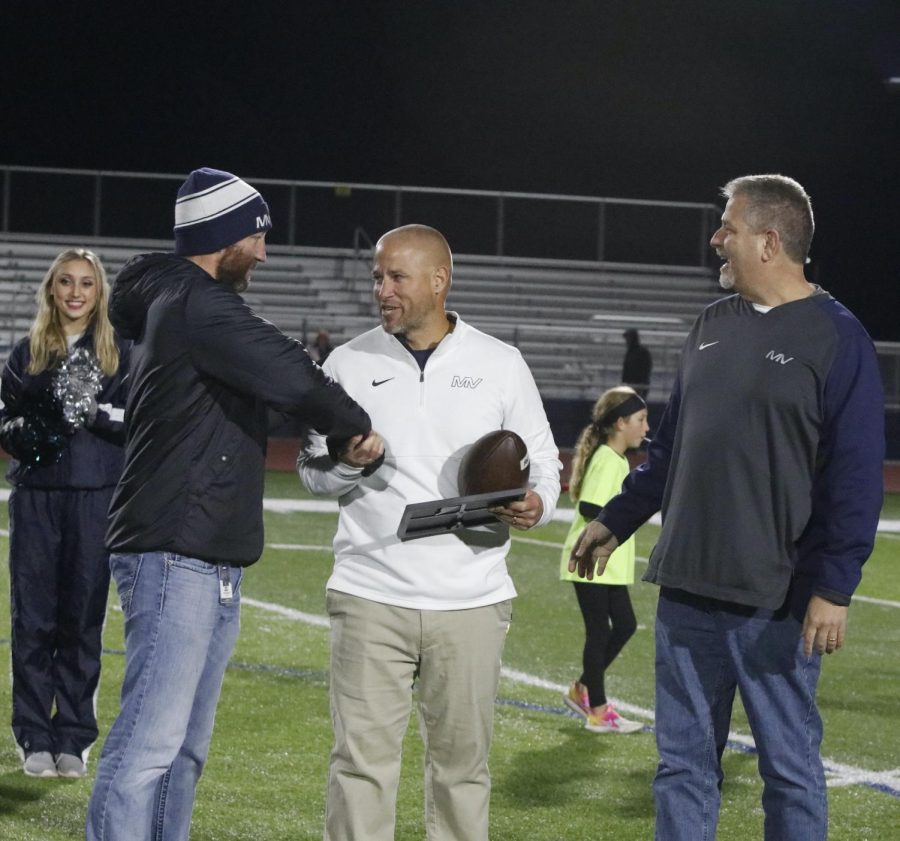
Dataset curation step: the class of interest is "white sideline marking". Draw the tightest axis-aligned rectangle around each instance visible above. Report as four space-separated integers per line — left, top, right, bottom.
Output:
266 538 900 610
855 594 900 608
521 540 900 609
1 484 896 789
268 543 333 552
241 595 900 795
243 596 329 628
0 488 897 532
257 494 900 533
6 499 898 607
264 498 341 513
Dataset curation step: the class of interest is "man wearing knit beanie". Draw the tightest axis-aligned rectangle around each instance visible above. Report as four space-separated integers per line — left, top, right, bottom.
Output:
173 167 273 291
87 168 384 841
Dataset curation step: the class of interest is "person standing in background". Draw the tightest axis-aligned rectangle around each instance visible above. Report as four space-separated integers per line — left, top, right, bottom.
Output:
311 329 334 364
560 386 646 735
0 248 129 779
621 328 652 399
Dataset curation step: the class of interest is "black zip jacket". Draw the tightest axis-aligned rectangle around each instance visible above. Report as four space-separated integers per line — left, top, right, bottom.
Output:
105 252 371 566
0 331 130 489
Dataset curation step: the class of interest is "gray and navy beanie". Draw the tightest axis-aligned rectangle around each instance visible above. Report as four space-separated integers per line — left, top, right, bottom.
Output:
173 167 272 256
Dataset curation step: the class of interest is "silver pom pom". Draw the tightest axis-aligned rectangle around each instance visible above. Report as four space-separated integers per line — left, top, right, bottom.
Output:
53 347 103 430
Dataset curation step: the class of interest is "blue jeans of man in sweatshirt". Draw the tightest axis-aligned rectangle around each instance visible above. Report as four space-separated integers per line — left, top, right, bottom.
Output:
86 551 242 841
652 581 826 841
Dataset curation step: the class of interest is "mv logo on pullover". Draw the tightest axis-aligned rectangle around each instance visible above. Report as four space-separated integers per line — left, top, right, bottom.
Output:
766 350 795 365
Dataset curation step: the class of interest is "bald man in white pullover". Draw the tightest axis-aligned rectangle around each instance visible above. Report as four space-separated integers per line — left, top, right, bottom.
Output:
298 224 561 841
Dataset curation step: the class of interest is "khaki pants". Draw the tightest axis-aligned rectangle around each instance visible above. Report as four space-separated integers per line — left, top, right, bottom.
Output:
324 590 513 841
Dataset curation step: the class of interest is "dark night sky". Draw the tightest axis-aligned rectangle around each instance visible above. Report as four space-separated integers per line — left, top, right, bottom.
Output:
3 0 899 337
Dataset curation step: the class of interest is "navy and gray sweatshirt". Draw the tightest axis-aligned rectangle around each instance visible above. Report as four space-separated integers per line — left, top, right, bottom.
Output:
598 288 884 610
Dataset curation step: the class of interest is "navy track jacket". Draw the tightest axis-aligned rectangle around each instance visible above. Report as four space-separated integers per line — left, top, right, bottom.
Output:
0 331 130 489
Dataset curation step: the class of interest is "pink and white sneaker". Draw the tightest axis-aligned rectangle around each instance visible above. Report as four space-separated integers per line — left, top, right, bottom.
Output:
585 703 643 734
562 682 592 719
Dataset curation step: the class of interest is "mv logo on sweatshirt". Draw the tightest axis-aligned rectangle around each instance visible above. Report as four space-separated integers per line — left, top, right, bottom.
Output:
451 376 483 389
765 350 795 365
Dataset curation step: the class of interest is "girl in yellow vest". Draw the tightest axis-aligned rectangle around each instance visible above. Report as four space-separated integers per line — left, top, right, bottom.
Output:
560 386 648 733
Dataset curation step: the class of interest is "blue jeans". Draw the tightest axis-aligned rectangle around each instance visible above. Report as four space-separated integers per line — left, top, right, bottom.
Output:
653 584 826 841
86 552 242 841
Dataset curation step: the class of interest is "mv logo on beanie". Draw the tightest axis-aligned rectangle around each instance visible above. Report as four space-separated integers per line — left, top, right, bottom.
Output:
173 167 273 256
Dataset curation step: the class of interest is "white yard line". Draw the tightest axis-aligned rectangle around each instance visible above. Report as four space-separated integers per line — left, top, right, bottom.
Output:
6 489 900 607
2 485 900 532
260 497 900 534
244 596 330 629
267 538 900 610
268 543 334 552
854 594 900 608
2 484 896 790
242 595 900 795
1 487 900 532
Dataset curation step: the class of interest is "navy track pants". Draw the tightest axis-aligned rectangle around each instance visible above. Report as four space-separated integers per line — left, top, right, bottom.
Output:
9 485 113 758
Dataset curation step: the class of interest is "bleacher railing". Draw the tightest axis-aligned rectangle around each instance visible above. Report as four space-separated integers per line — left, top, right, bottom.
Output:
0 165 719 268
4 165 900 414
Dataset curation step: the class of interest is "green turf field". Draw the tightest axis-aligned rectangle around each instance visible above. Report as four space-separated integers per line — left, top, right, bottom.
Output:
1 467 898 840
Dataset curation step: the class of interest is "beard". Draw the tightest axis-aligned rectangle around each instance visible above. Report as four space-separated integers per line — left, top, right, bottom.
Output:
717 255 735 291
378 302 408 335
380 310 405 335
217 245 256 293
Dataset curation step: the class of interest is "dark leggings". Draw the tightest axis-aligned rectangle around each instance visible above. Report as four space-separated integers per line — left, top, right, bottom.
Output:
573 581 637 707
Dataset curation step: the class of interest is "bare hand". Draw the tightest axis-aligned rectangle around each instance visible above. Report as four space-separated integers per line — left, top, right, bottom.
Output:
801 595 848 657
568 520 619 580
490 489 544 530
338 431 385 468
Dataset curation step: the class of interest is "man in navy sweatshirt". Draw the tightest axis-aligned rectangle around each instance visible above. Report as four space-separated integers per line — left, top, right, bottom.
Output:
570 174 884 840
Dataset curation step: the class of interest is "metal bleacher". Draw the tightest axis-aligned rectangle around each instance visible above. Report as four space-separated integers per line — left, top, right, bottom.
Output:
0 237 379 355
443 259 719 399
0 235 721 402
3 166 900 455
0 165 733 404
